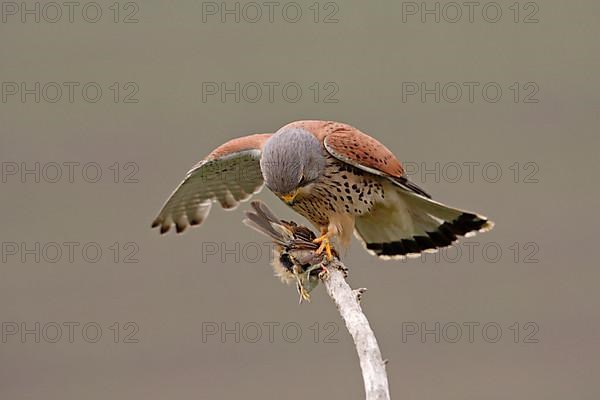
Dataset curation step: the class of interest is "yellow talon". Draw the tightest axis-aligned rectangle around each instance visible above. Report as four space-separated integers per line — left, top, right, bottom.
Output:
313 234 334 261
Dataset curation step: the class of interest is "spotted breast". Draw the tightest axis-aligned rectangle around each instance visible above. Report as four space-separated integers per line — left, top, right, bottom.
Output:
290 152 385 235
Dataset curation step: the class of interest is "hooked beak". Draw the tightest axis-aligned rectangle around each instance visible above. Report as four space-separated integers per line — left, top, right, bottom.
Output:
281 190 298 205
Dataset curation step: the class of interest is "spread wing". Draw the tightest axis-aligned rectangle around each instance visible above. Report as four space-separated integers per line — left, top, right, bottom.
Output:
151 134 272 234
321 122 431 198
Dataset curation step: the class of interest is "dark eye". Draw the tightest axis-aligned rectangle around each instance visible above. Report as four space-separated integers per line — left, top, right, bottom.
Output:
299 175 307 186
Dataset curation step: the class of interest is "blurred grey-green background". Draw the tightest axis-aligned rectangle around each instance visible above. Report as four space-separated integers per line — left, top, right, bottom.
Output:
1 1 599 399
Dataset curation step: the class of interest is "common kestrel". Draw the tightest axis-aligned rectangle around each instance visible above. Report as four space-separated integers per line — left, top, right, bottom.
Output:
152 120 493 259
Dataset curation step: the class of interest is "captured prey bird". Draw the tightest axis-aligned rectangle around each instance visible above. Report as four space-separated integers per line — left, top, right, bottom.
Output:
151 120 494 260
243 200 340 302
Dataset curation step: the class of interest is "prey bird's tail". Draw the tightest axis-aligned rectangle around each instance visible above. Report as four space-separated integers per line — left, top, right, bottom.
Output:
243 201 290 246
243 201 319 249
354 182 494 259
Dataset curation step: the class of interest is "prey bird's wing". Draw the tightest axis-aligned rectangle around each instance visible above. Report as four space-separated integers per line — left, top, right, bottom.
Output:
152 134 272 234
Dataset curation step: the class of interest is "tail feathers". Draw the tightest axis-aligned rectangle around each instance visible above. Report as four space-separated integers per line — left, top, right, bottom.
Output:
243 201 292 246
355 184 494 259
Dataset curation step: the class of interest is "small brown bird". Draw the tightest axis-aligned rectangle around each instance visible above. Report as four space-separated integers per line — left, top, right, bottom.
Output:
243 201 336 302
152 120 493 259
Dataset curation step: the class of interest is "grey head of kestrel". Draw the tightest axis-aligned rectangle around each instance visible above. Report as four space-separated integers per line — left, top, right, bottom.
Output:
259 127 326 198
152 120 493 260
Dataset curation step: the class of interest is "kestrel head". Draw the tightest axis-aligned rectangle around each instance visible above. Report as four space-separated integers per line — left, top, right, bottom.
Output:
260 127 326 204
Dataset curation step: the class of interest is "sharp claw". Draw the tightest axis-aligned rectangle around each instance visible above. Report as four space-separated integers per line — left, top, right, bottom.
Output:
313 233 334 261
325 244 333 261
318 266 329 281
295 272 313 304
315 239 327 254
298 284 311 303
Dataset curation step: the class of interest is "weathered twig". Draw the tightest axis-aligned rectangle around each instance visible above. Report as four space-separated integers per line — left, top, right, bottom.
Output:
322 260 390 400
243 201 391 400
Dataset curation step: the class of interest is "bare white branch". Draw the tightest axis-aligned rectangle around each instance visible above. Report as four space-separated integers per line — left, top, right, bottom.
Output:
322 261 391 400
